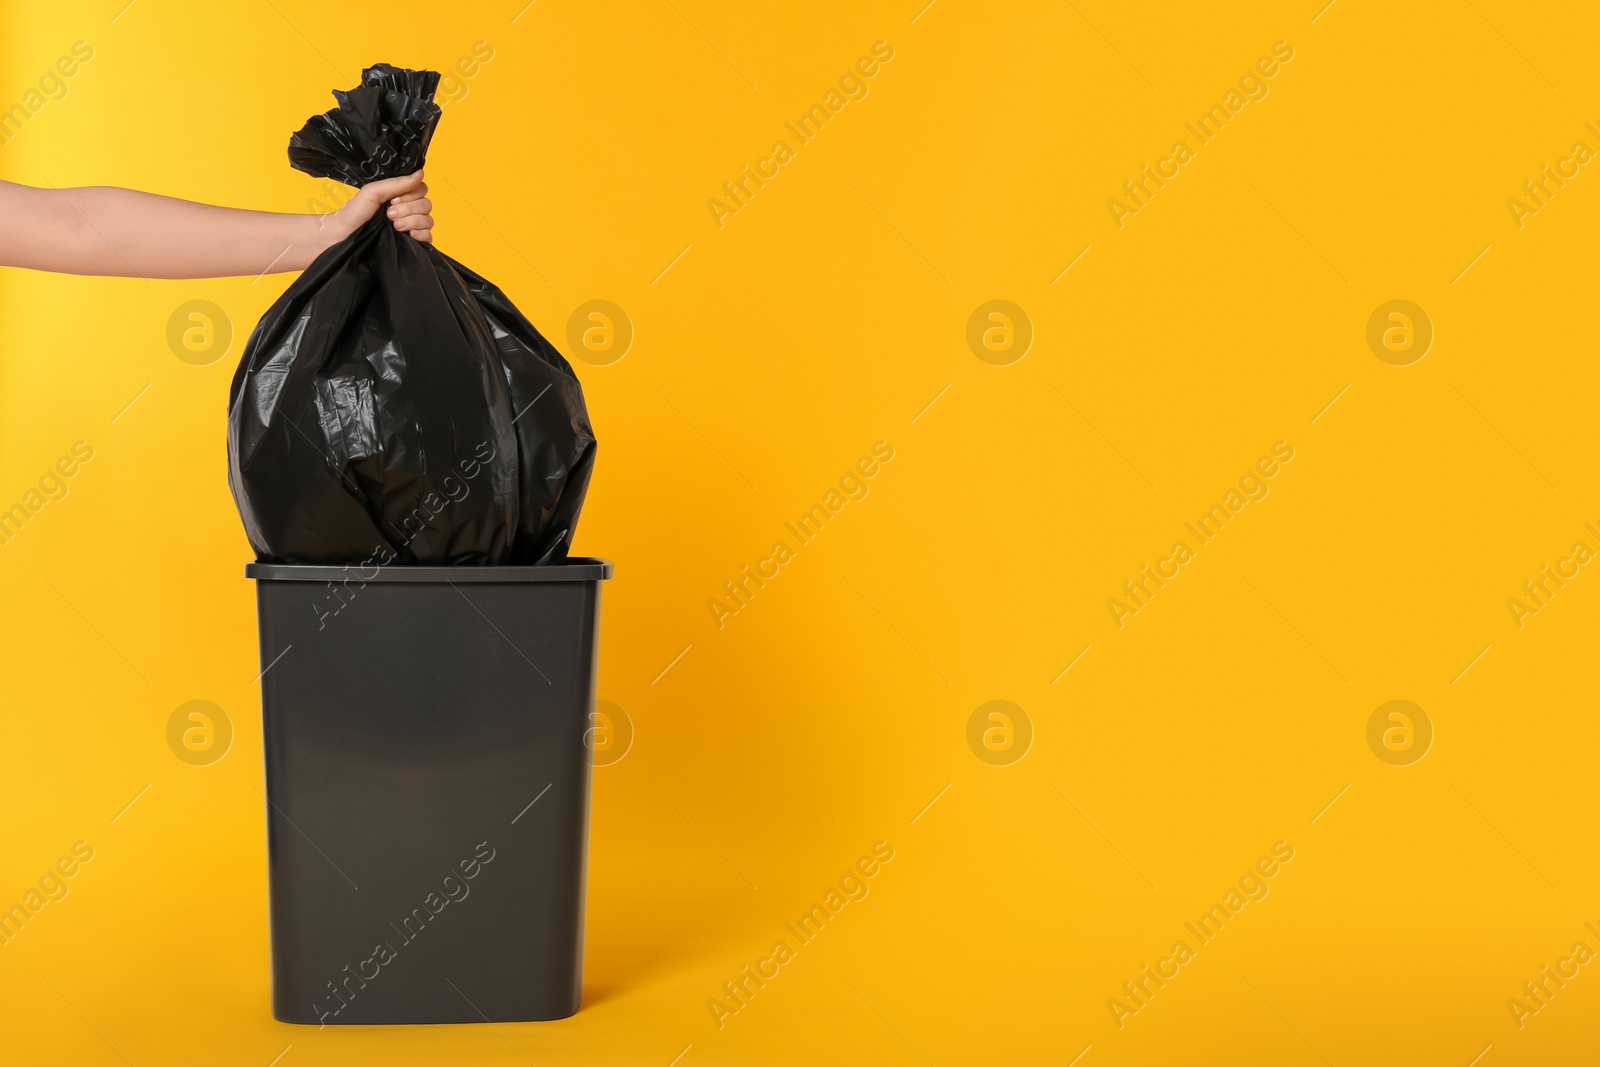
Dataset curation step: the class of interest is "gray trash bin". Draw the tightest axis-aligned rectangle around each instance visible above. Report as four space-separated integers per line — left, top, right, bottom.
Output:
245 558 611 1024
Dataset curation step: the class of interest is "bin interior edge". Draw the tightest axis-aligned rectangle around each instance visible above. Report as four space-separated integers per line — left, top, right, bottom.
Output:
244 558 613 582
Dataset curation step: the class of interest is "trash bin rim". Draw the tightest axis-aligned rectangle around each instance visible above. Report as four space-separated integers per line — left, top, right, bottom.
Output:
245 557 613 583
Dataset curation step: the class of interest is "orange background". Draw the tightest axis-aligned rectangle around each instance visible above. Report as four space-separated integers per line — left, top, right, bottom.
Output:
3 1 1599 1064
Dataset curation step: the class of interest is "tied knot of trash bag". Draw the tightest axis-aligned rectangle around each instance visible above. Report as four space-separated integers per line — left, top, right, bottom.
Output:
288 63 441 187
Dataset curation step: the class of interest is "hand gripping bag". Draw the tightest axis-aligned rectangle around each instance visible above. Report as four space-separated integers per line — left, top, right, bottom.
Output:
228 64 595 565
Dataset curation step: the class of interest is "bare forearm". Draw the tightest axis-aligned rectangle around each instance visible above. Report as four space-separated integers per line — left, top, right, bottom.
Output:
0 172 431 280
5 184 343 279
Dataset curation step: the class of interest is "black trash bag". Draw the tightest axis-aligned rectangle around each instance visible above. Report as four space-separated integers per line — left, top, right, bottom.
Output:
227 63 595 566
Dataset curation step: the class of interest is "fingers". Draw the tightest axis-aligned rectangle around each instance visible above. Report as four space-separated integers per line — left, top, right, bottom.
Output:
387 196 431 223
390 180 428 205
350 170 433 241
361 169 424 204
389 186 433 239
392 211 434 236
